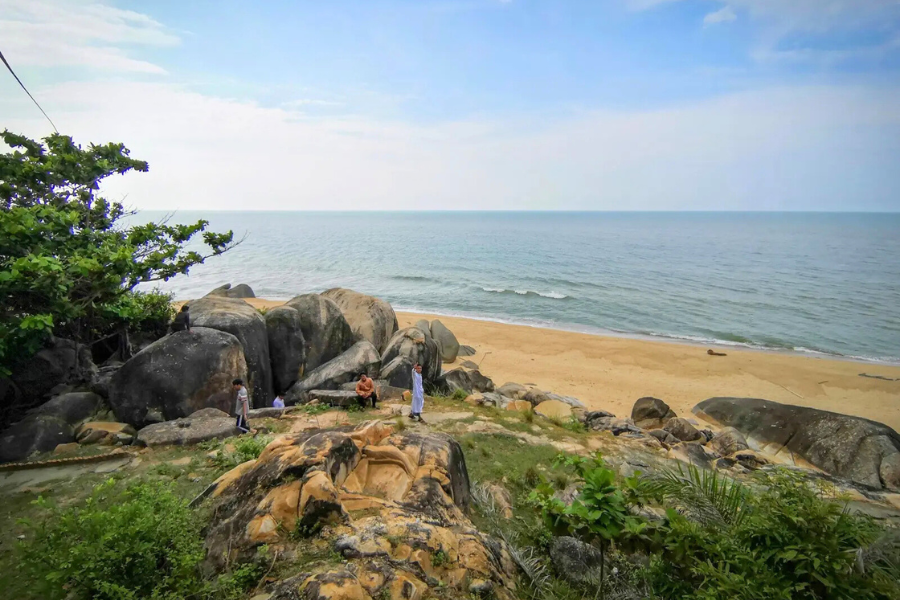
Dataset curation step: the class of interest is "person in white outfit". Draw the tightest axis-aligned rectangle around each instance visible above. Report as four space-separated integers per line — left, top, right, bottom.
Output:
410 363 425 422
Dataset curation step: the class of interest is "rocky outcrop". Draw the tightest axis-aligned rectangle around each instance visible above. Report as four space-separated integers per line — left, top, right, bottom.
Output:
632 397 676 429
75 421 136 445
202 422 517 599
285 341 381 404
10 337 97 406
438 368 495 394
284 294 355 372
205 283 256 298
265 306 307 395
188 296 272 406
414 319 433 340
430 319 460 363
709 427 750 456
497 382 528 399
0 391 104 463
379 356 415 389
381 327 442 384
663 417 703 442
694 397 900 490
321 288 398 354
136 408 238 446
108 328 247 427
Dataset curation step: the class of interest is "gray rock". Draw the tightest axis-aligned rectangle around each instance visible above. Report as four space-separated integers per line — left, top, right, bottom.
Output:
694 397 900 490
668 442 717 469
414 319 432 340
307 390 360 408
11 337 97 404
284 294 355 373
32 391 103 425
439 368 495 394
647 429 679 445
587 416 641 436
430 319 460 363
523 388 551 407
709 427 749 456
247 406 294 419
379 355 415 389
479 392 513 409
663 417 703 442
136 415 239 447
381 327 442 384
321 288 398 354
205 283 256 298
632 396 677 429
188 296 272 406
546 393 585 409
458 345 476 357
0 415 73 463
496 382 528 399
109 328 248 427
284 341 381 404
265 306 307 395
189 408 231 419
460 360 479 370
549 536 605 586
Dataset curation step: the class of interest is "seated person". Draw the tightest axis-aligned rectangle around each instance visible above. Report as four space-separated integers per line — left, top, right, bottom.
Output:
171 304 191 332
273 394 285 408
355 373 378 408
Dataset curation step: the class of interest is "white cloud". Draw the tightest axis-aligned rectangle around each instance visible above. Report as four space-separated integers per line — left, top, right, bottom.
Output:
0 0 177 73
4 80 898 212
704 6 737 25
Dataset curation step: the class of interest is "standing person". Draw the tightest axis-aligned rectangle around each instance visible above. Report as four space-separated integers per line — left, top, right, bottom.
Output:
410 363 425 422
233 378 251 433
171 304 191 333
355 373 378 409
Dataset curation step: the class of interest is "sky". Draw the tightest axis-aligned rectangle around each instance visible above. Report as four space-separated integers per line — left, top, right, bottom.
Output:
1 0 899 211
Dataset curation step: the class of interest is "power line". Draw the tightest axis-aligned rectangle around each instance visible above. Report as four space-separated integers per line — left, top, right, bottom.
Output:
0 47 58 133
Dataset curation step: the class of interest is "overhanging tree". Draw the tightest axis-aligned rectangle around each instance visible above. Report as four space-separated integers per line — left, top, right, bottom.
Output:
0 130 237 376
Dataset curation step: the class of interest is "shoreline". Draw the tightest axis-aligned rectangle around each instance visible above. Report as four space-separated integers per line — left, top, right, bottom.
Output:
229 298 900 431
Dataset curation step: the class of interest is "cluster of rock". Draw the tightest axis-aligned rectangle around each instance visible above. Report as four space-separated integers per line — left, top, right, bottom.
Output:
201 421 518 599
464 381 586 418
0 285 478 462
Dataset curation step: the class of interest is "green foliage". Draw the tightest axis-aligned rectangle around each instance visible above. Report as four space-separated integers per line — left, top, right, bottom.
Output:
18 479 206 600
650 470 900 600
643 462 749 528
451 388 469 401
432 549 450 568
0 130 236 374
210 435 272 470
297 403 331 415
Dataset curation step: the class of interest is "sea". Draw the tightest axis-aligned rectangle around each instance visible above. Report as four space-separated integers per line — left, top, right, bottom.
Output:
132 212 900 364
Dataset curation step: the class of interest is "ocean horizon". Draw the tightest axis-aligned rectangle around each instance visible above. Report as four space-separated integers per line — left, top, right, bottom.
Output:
131 211 900 365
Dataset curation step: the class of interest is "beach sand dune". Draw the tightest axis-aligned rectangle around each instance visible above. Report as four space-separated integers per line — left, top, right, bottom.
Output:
243 298 900 431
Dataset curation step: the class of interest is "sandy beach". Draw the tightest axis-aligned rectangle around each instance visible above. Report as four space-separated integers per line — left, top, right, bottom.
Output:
242 298 900 431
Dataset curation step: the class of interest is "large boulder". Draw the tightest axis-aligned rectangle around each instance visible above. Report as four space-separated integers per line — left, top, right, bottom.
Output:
430 319 460 363
205 283 256 298
284 341 381 404
381 327 442 385
76 421 136 445
694 397 900 490
0 391 104 463
438 368 495 395
284 294 355 372
265 306 307 395
201 423 517 599
108 328 247 427
187 296 272 405
379 355 415 389
632 397 677 429
321 288 398 354
663 417 703 442
710 427 750 456
10 337 96 405
136 409 238 447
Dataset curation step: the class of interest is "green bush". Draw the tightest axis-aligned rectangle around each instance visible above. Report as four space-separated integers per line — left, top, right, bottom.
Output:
211 435 272 470
18 480 206 600
451 388 469 401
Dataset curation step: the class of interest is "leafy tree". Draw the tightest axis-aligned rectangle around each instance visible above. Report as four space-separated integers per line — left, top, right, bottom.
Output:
0 130 237 376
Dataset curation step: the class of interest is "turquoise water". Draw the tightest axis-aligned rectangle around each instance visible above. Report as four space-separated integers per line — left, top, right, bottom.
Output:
134 212 900 363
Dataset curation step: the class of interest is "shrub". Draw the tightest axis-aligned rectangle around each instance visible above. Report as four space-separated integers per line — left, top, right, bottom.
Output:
211 435 272 470
451 388 469 401
18 479 206 600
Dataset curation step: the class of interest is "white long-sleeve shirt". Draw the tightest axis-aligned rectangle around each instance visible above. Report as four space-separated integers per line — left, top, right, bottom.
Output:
411 369 425 414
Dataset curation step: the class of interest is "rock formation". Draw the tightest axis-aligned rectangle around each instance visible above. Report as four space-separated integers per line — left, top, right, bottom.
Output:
381 327 442 385
284 294 355 372
694 397 900 490
430 319 460 363
188 296 273 406
631 397 677 429
265 306 307 394
0 391 104 462
136 408 238 446
322 288 398 354
202 422 518 599
205 283 256 298
285 341 381 404
108 328 247 427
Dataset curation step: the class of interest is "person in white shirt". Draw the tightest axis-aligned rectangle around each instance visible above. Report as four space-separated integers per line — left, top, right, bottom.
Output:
273 394 285 408
410 363 425 422
232 378 251 433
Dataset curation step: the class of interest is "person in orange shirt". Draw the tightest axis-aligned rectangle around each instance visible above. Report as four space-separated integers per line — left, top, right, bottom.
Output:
355 373 378 409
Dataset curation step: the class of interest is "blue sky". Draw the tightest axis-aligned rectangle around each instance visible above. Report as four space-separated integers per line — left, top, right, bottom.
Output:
2 0 899 210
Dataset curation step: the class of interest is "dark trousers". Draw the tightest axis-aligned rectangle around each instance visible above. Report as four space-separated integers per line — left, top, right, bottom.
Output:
357 391 378 408
236 415 250 432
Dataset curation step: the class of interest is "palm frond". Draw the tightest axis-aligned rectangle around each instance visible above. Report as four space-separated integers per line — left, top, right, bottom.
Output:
500 530 551 594
642 462 749 528
855 527 900 581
